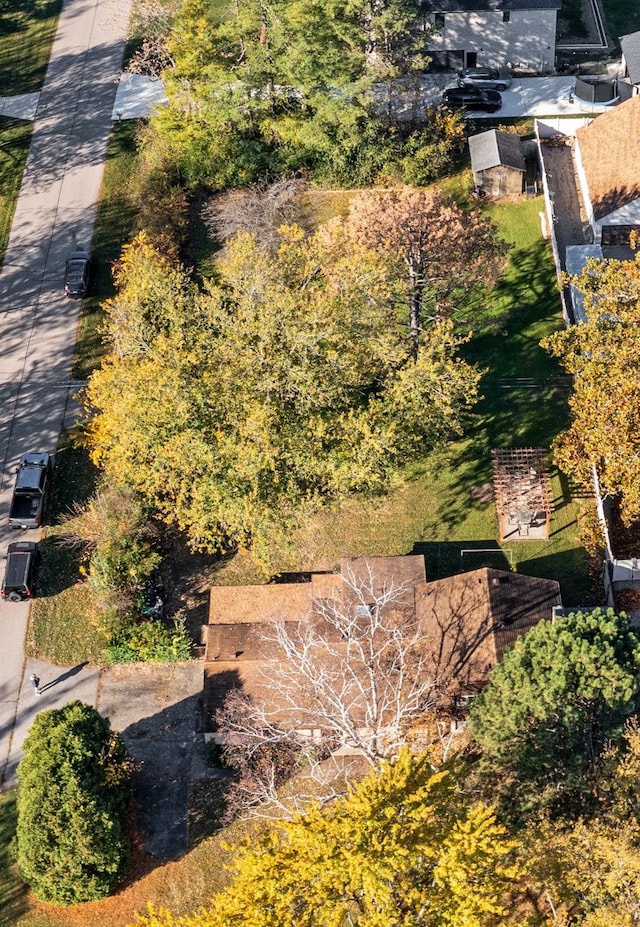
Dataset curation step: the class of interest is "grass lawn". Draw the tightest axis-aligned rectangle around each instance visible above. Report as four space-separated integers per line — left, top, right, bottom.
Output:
73 121 140 381
0 791 28 927
0 0 62 95
0 118 32 260
26 434 107 666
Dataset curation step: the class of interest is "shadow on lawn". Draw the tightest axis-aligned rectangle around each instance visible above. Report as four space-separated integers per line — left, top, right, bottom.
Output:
0 792 28 927
431 236 573 533
414 540 512 579
515 546 595 606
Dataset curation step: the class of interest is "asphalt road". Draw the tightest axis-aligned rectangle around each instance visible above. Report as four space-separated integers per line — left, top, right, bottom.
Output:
0 0 131 788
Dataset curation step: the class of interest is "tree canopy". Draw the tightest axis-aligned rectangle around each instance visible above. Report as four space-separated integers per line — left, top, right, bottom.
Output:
343 186 506 352
85 227 480 567
139 0 462 189
136 750 520 927
468 608 640 816
543 254 640 523
16 700 132 905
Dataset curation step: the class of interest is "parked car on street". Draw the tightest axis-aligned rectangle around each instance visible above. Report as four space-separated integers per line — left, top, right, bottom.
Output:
8 452 52 529
64 250 91 298
457 67 512 91
1 542 38 602
442 87 502 113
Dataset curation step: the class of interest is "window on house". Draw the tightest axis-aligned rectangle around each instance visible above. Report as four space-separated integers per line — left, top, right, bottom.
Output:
434 13 445 29
502 11 510 22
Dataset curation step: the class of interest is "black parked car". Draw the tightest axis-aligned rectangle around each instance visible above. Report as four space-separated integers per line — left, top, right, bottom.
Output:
64 250 91 298
442 87 502 113
1 542 38 602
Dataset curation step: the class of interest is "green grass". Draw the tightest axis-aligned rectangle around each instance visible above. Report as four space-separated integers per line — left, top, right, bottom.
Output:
73 121 140 381
0 0 62 95
0 118 32 260
600 0 640 48
0 791 28 927
558 0 589 39
26 433 108 666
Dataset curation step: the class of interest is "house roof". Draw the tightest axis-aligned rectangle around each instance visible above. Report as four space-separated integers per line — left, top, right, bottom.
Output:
576 95 640 221
421 0 560 11
208 556 428 627
468 129 525 173
621 30 640 85
205 560 561 731
416 568 561 693
208 582 313 626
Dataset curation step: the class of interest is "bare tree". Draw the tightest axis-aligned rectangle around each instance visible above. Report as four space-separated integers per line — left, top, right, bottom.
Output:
215 566 440 815
202 178 305 252
127 0 178 78
344 187 507 358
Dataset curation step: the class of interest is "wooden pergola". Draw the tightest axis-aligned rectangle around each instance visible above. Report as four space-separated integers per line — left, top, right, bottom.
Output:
492 448 553 540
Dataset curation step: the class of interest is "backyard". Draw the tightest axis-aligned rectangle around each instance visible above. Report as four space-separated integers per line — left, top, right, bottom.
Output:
211 193 592 605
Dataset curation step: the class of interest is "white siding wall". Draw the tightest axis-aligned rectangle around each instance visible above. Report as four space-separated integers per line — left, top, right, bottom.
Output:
428 10 557 70
572 136 595 240
595 200 640 241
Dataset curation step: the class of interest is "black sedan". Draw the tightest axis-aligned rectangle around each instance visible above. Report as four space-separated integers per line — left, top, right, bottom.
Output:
442 87 502 113
64 250 91 298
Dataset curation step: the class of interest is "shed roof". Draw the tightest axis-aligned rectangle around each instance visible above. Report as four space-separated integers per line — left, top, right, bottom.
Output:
468 129 525 173
621 30 640 85
576 95 640 220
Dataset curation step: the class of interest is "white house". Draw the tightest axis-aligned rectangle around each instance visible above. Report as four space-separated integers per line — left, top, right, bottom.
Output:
573 95 640 247
421 0 561 72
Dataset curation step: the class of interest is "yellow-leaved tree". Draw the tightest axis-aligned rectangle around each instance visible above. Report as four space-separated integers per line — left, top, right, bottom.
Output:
135 750 521 927
543 253 640 523
85 224 480 569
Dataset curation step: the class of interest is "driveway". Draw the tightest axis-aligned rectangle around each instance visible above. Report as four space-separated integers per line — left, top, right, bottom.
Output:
380 74 617 122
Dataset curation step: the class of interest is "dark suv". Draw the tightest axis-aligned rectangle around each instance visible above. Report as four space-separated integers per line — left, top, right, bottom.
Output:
64 250 91 298
1 542 38 602
442 87 502 113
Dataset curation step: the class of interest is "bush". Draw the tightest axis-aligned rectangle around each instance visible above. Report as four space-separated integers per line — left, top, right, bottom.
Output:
60 482 161 620
15 701 132 905
104 612 192 663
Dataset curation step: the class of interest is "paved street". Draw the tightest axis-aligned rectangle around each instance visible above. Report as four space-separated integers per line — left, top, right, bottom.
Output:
0 0 131 788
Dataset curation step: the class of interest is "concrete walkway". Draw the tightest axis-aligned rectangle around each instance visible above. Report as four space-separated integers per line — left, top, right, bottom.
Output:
0 73 167 124
0 0 131 789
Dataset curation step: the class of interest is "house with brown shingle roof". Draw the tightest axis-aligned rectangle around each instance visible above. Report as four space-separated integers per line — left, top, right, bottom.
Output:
203 557 561 733
416 568 561 696
574 95 640 247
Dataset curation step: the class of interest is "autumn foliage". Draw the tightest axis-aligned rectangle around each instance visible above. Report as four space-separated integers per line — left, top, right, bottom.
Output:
85 223 482 567
543 253 640 523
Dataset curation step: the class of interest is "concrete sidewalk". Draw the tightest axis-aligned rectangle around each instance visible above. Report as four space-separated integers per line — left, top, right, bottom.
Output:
0 73 167 124
0 0 131 789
